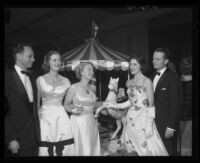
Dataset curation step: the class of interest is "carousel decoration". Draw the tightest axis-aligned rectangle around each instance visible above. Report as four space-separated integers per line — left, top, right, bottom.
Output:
61 21 130 100
61 20 129 72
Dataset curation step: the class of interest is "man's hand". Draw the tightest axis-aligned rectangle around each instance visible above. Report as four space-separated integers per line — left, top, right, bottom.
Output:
165 128 175 139
8 140 20 154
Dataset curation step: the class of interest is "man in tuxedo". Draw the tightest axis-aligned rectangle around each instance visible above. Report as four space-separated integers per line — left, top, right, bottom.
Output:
152 48 183 156
4 43 40 156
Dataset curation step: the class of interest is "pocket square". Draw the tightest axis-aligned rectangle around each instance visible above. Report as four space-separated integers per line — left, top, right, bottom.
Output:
161 88 166 90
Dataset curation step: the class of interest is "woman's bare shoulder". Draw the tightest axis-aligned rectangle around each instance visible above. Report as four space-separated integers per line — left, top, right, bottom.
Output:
68 83 79 90
143 77 153 88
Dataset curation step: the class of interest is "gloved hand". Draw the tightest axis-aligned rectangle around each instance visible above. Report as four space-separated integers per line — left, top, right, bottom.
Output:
145 119 153 138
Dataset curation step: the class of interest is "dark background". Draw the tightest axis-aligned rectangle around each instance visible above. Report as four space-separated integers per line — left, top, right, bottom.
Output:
4 7 194 100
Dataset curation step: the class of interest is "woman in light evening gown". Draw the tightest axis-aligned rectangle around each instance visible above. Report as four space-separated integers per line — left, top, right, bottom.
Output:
105 55 168 156
36 51 75 156
64 62 101 156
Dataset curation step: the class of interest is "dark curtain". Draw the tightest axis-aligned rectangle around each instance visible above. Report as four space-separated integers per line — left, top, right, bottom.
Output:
149 22 192 75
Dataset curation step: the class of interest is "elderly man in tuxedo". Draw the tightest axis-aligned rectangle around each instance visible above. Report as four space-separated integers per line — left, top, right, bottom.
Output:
152 48 183 156
5 43 40 156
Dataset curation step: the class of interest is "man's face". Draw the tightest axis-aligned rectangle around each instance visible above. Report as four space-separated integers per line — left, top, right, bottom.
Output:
17 46 35 69
152 51 168 70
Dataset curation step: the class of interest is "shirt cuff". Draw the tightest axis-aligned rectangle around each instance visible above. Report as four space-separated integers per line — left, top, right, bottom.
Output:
167 127 176 131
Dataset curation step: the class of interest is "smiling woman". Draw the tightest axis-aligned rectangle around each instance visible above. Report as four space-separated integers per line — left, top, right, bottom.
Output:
41 51 61 73
36 50 76 156
64 62 102 156
103 55 169 156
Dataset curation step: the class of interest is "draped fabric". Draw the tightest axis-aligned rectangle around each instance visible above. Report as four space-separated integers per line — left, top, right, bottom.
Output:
70 91 101 156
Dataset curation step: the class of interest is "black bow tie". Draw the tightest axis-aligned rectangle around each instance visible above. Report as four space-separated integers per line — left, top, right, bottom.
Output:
155 71 161 76
21 70 32 76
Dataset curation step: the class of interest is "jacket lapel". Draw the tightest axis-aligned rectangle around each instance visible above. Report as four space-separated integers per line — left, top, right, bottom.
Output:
29 74 37 115
151 73 156 82
11 68 33 114
154 69 169 100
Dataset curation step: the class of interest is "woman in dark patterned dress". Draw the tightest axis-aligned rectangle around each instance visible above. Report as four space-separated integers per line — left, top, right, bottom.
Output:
177 56 192 156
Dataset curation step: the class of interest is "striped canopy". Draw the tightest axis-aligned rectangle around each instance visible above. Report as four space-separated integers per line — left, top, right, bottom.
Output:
61 38 129 71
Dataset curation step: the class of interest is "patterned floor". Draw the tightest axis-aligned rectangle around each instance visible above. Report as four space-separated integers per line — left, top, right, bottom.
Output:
99 124 192 157
99 125 138 156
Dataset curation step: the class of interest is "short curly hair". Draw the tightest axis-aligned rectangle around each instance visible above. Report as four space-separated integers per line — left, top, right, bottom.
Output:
179 56 192 75
75 62 95 80
41 50 61 73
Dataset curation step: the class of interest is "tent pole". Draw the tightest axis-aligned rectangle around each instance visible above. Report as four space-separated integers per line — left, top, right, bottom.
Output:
92 21 93 38
128 69 130 81
99 71 101 101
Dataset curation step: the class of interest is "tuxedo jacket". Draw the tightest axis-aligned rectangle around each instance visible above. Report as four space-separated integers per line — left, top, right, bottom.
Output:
152 69 183 137
4 67 40 149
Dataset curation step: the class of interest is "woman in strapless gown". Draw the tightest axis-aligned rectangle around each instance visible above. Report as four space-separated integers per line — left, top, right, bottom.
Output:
64 62 101 156
117 84 169 156
36 51 75 156
104 55 168 156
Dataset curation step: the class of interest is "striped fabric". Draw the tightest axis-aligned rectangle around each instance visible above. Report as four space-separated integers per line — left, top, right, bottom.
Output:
61 38 129 71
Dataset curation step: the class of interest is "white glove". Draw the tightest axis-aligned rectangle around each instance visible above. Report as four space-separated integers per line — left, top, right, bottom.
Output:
145 119 154 138
145 106 155 138
147 106 155 119
115 100 131 110
103 101 116 108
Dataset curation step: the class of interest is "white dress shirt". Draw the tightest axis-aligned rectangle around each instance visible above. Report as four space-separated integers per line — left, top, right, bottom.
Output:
15 65 33 102
153 67 175 132
153 67 167 92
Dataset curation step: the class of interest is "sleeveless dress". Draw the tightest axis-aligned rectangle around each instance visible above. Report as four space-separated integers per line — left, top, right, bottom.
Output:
70 89 101 156
37 76 75 156
121 84 169 156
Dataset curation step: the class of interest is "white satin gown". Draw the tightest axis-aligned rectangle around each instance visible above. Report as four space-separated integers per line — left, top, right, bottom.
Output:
70 89 101 156
37 76 75 156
